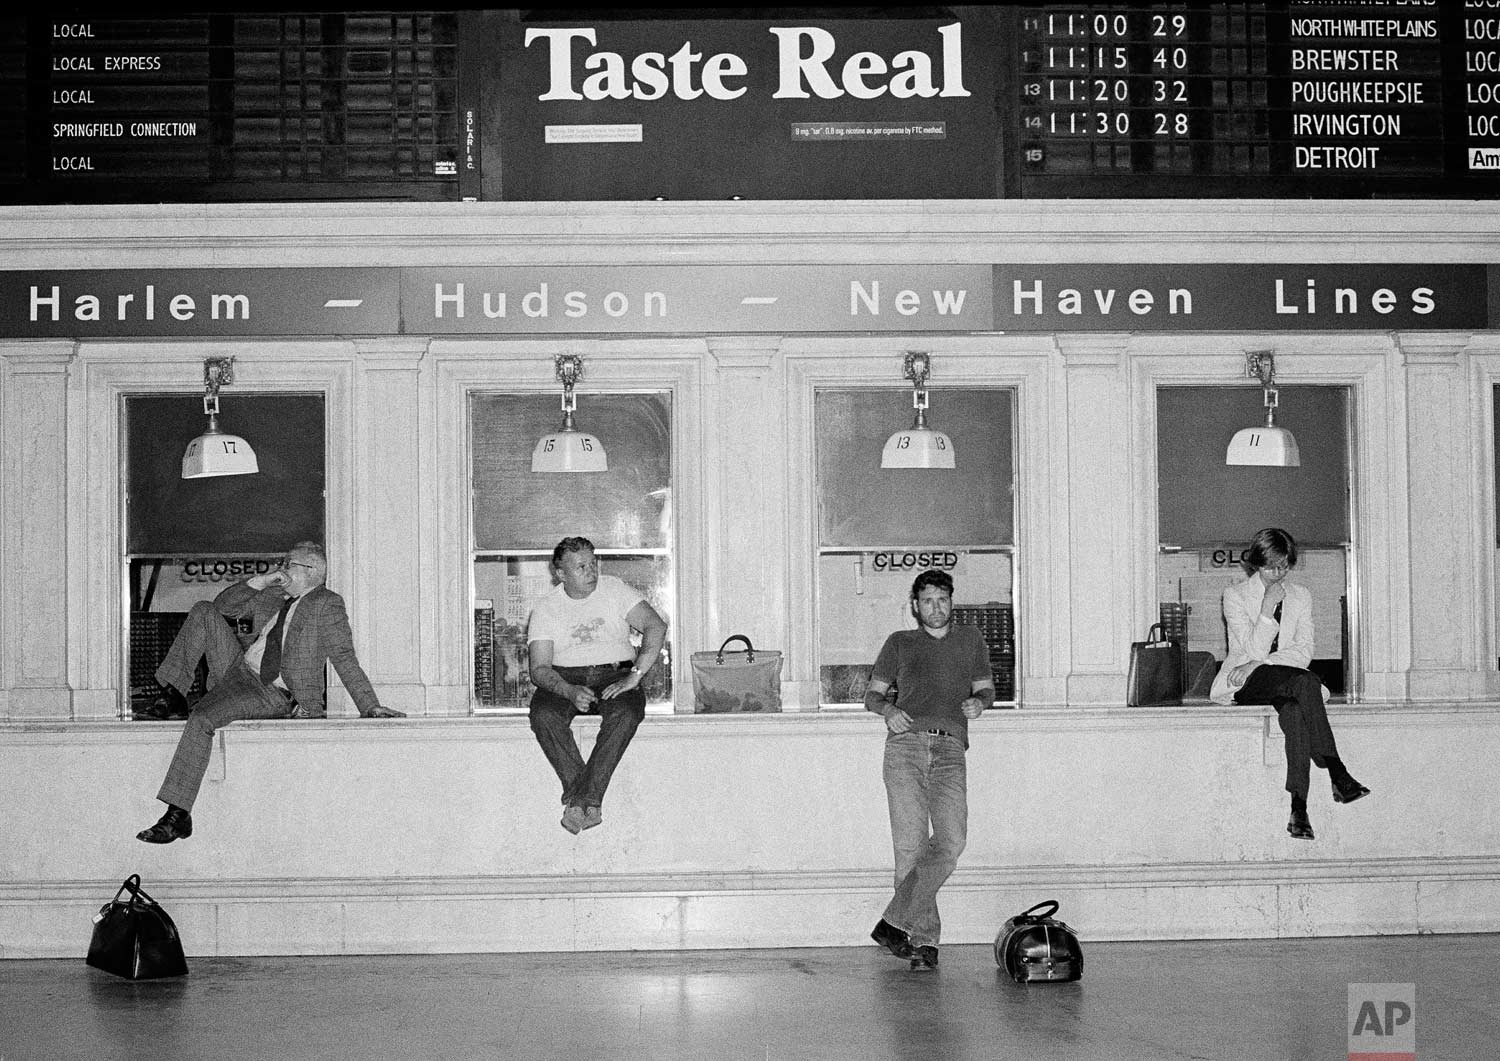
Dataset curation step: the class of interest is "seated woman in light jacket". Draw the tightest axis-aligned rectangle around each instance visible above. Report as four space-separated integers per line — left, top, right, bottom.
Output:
1210 527 1369 841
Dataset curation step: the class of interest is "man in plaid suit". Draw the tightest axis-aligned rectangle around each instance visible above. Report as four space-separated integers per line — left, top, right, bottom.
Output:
136 541 404 844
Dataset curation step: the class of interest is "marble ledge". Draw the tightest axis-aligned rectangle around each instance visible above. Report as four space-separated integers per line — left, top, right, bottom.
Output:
2 698 1496 744
7 854 1500 904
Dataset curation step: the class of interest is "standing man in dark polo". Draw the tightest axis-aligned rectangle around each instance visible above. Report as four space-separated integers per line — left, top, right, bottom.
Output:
135 541 404 843
527 536 669 835
865 569 994 970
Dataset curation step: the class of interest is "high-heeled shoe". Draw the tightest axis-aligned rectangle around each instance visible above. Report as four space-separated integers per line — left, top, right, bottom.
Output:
1287 808 1314 840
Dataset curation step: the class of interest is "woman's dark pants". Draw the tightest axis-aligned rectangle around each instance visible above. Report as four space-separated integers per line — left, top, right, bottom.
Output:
1234 664 1340 798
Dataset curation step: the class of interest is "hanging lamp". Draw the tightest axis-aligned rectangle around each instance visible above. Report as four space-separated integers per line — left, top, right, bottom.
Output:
532 354 608 473
881 352 955 469
1226 350 1300 467
181 357 259 479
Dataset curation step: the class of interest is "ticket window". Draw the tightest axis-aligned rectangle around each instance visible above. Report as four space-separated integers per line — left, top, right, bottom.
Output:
814 388 1017 707
1156 385 1354 700
469 392 674 713
123 393 326 720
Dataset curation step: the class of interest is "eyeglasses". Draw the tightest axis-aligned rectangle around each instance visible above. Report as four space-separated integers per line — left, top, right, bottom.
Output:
281 559 317 572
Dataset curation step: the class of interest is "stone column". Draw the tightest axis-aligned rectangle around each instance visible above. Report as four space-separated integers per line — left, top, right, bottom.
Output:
350 339 431 714
2 343 75 718
705 337 794 707
1057 335 1133 705
1399 332 1487 700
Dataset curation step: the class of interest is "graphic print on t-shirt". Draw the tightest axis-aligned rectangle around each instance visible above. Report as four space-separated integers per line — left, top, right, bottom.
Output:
570 618 606 646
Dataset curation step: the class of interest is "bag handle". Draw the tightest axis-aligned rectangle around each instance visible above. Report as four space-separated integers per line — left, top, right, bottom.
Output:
1016 899 1060 922
716 635 755 664
111 873 161 909
1145 623 1168 646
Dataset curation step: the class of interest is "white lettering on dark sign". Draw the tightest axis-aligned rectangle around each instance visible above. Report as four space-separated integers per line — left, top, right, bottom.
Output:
29 284 250 323
524 23 969 102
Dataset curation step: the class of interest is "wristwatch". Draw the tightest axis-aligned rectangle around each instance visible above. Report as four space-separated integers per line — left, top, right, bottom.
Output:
630 665 644 676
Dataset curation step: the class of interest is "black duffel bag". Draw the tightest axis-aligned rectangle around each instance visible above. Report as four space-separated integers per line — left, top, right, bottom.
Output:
994 899 1082 983
86 873 189 980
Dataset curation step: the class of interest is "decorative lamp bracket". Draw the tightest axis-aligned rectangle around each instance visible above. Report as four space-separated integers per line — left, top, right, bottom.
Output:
554 354 584 427
903 352 932 427
202 357 236 423
1245 350 1280 425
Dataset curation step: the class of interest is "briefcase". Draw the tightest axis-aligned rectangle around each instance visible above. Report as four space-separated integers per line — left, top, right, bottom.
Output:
1126 623 1184 706
86 874 188 980
995 899 1082 983
690 634 782 713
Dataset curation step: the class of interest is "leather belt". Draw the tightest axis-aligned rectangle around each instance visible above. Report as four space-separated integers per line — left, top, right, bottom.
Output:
925 727 954 739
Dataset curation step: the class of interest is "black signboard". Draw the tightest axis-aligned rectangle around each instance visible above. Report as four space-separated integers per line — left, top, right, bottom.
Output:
1009 2 1500 197
6 6 1500 202
1 11 466 202
484 14 1000 200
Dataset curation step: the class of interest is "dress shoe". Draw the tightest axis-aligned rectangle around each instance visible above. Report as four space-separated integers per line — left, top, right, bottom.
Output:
137 806 192 844
870 918 913 960
1333 779 1371 804
580 806 603 830
139 689 190 720
909 945 940 970
560 805 586 834
1286 808 1315 841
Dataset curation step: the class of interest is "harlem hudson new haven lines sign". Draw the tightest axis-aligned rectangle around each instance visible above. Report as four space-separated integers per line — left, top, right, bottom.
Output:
0 264 1486 338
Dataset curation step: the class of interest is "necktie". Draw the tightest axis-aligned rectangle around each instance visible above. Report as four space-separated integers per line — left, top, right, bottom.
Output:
259 597 294 683
1269 601 1282 655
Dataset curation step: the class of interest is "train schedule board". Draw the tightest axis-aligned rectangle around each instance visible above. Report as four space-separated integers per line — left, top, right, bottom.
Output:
0 10 469 203
1011 1 1500 197
6 5 1500 202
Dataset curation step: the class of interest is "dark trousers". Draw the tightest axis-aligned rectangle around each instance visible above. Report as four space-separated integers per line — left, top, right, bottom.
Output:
153 602 293 810
155 600 245 695
529 662 645 810
157 658 293 811
1234 664 1340 799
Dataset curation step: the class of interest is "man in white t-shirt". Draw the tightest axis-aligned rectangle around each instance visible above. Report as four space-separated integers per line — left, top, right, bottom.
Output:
527 536 669 834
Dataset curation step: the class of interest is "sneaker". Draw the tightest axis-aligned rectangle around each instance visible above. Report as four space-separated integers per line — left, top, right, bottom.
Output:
870 918 913 959
580 806 603 830
909 945 939 970
560 805 586 834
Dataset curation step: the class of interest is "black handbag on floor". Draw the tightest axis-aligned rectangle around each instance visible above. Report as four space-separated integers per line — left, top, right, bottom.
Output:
995 899 1083 983
86 874 188 980
1126 623 1184 705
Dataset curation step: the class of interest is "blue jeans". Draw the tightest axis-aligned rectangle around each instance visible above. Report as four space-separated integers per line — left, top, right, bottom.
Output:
881 730 968 948
529 662 645 809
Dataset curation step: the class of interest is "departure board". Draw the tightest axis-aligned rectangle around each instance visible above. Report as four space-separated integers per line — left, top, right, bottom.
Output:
1012 2 1496 197
0 12 466 203
5 6 1500 202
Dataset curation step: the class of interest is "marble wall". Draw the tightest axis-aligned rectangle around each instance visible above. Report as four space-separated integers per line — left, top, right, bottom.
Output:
3 200 1500 955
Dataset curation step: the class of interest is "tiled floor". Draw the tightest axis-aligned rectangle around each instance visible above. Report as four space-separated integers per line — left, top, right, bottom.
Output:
3 934 1497 1060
